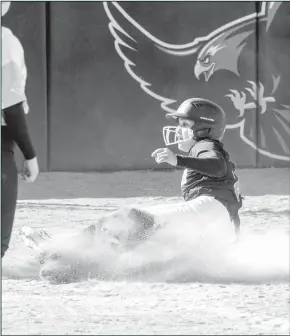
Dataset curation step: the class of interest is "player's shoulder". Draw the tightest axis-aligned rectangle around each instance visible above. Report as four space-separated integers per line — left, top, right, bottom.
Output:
191 139 223 157
2 27 18 44
2 27 24 66
2 27 23 50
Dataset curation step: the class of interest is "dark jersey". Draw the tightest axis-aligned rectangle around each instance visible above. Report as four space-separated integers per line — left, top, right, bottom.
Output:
177 139 243 221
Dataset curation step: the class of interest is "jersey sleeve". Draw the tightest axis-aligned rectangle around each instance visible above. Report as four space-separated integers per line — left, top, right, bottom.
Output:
193 140 225 160
176 140 227 177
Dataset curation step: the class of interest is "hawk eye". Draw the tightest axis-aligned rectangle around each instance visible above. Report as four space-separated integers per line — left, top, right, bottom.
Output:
203 56 210 64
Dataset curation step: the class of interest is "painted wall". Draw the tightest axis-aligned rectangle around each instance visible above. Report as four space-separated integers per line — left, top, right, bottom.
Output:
2 2 290 171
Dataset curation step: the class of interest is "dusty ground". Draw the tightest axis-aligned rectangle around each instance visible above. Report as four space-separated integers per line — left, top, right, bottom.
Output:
2 168 290 335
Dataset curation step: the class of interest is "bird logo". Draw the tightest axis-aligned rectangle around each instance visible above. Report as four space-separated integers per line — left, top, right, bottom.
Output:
103 1 289 161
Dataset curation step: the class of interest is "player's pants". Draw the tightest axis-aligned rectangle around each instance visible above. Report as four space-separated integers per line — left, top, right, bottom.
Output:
148 196 235 237
1 150 18 258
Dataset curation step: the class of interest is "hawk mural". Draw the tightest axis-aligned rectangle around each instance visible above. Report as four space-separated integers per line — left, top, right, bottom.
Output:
103 1 290 161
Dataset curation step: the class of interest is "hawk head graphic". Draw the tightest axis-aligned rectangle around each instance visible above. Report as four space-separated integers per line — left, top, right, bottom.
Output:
193 2 282 82
194 28 253 81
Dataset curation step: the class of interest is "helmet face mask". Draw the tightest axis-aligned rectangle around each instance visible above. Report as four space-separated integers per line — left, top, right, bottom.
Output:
162 126 194 146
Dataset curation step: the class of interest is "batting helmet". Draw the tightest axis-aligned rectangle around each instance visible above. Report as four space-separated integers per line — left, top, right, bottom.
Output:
165 98 227 141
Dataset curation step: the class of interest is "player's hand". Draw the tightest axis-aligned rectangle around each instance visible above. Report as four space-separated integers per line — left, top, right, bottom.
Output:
151 148 177 166
20 157 39 183
23 100 29 114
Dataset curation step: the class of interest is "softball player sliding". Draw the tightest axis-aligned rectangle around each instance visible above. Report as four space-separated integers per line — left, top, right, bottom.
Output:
19 97 243 283
152 97 243 236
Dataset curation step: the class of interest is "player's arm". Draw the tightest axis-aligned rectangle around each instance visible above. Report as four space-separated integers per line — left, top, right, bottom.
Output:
176 142 227 178
3 102 36 160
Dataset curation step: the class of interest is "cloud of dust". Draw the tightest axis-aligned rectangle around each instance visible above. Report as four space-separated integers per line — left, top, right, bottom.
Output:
109 219 289 284
3 218 289 284
66 215 289 284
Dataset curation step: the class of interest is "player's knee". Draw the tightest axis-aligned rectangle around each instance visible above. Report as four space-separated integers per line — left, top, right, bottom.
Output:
127 208 155 229
126 208 156 241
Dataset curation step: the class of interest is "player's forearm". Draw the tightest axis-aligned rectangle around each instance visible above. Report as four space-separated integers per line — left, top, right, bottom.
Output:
3 102 36 160
176 155 227 177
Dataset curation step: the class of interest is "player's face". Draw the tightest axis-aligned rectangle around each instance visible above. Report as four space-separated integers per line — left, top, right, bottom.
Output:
178 118 195 129
177 118 196 152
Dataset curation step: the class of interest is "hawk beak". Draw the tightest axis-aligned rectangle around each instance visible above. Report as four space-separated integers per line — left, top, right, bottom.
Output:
194 60 203 80
194 61 215 82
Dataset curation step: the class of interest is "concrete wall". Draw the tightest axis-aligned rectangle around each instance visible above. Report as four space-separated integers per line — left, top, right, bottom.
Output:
3 2 290 171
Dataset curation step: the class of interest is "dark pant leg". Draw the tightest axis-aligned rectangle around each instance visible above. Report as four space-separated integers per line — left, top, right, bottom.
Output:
1 151 18 258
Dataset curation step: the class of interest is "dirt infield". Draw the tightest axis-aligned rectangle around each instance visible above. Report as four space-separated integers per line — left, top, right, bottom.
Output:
2 168 290 335
17 168 290 200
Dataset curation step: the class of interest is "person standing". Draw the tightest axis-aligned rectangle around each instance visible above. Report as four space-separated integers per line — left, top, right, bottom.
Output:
1 1 39 258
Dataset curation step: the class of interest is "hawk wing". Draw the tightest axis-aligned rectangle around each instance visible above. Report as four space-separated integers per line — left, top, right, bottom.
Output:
103 1 205 113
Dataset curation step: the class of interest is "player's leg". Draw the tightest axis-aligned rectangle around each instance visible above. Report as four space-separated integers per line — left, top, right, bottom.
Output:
100 197 234 245
101 197 234 246
1 152 18 258
152 195 235 238
99 208 156 246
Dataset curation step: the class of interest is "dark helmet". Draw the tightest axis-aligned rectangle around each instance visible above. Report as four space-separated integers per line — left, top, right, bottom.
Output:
165 98 227 141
